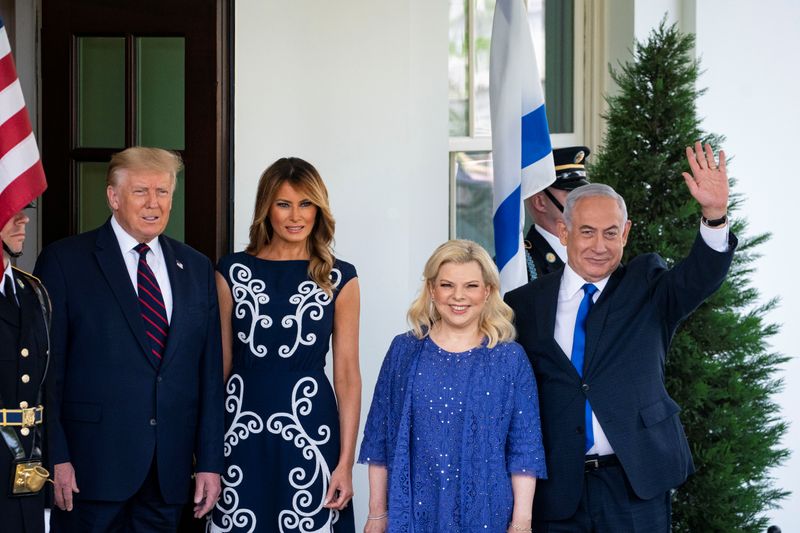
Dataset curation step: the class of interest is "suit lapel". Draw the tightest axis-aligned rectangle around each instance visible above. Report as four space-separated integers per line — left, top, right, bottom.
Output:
583 264 624 374
93 221 156 369
535 272 579 376
158 236 184 372
535 274 559 341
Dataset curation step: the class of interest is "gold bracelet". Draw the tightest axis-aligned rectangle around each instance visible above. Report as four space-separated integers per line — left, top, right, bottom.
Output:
509 523 532 532
367 512 388 520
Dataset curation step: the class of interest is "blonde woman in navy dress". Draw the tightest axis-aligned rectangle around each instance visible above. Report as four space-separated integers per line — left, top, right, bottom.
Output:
210 158 360 533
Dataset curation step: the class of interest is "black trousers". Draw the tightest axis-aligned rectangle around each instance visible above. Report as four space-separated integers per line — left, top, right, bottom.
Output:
176 486 207 533
534 464 671 533
50 459 183 533
0 489 45 533
0 438 46 533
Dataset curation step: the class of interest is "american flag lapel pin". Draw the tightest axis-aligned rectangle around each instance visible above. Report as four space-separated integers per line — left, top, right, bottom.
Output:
176 260 184 270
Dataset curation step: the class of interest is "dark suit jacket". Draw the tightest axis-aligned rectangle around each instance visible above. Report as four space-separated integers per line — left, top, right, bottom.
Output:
524 225 564 281
0 268 49 532
505 232 736 521
34 220 224 504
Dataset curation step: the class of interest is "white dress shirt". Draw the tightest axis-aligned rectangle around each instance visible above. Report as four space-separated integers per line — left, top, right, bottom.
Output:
1 260 17 305
110 216 173 323
534 224 567 263
555 222 729 456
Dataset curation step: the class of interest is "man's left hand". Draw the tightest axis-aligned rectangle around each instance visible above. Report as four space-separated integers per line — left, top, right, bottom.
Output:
193 472 221 518
683 141 729 219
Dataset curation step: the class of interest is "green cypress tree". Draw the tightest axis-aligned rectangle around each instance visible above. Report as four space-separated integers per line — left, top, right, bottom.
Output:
590 21 789 532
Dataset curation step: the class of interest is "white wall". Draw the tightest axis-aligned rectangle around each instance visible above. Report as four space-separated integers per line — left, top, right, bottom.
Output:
235 1 799 530
632 0 680 39
234 1 449 529
693 2 800 529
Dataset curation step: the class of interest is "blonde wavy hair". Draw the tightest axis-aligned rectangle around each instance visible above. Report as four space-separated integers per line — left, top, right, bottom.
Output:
246 157 336 295
407 239 516 348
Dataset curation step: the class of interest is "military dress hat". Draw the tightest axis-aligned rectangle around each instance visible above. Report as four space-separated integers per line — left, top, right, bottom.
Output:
551 146 590 190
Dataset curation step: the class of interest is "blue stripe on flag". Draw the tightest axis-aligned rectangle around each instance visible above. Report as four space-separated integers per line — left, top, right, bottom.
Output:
493 184 521 270
520 104 552 168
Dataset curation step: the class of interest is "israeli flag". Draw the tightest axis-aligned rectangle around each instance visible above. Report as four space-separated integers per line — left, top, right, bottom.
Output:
490 0 555 294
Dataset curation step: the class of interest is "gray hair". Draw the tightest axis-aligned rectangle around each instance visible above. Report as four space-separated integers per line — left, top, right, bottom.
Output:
563 183 628 229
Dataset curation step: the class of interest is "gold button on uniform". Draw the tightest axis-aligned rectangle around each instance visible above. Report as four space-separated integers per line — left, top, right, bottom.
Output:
20 427 30 436
19 401 28 408
20 348 29 357
21 374 30 384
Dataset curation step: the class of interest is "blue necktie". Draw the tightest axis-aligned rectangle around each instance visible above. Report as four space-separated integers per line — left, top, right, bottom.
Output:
135 244 169 365
571 283 598 452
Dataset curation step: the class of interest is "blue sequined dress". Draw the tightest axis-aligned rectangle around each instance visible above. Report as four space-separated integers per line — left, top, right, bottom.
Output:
359 333 547 532
210 253 357 533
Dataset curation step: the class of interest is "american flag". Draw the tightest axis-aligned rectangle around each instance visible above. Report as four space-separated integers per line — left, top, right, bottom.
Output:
0 18 46 229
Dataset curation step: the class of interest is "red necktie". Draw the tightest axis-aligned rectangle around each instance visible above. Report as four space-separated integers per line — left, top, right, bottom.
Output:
134 244 169 364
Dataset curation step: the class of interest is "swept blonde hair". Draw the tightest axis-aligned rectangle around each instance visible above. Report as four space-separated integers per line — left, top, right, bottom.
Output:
407 239 515 348
106 146 183 189
246 157 336 295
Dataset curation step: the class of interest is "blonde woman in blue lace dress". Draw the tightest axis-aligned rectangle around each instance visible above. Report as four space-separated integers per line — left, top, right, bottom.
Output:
359 240 546 533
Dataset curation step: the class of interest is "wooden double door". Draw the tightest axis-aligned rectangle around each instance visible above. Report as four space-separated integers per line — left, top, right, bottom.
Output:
41 0 232 261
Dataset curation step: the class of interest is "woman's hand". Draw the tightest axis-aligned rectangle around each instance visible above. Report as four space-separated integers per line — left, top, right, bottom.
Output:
508 473 536 532
364 464 389 532
324 464 354 510
507 520 532 533
364 515 388 533
331 278 362 510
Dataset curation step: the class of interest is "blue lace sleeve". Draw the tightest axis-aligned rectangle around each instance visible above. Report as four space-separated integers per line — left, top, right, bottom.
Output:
506 343 548 478
357 335 400 465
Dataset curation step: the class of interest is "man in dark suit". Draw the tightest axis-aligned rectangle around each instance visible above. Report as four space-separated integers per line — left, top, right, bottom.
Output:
35 147 224 532
523 146 590 281
506 143 735 531
1 206 50 533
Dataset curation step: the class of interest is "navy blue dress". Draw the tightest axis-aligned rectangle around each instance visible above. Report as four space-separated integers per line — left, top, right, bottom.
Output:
210 253 357 533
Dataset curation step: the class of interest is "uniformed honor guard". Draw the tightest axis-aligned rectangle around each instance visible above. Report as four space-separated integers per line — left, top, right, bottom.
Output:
0 205 51 533
523 146 591 281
